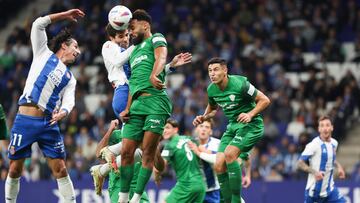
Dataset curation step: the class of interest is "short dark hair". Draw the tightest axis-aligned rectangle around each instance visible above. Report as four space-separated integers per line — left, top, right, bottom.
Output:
105 23 125 38
166 118 179 128
131 9 152 25
203 119 214 128
49 29 74 53
318 115 332 123
207 57 227 66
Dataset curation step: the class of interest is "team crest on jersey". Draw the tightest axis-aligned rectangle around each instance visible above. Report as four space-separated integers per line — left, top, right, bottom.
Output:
9 146 16 155
229 94 236 101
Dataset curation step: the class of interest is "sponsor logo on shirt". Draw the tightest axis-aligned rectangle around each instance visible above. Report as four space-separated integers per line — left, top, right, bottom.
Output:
131 55 148 67
48 69 64 87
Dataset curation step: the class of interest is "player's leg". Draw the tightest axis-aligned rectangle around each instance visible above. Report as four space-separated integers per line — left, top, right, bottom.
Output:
112 84 129 118
130 114 167 203
5 159 25 203
47 158 76 202
6 114 37 203
215 129 233 203
38 121 75 202
224 145 242 203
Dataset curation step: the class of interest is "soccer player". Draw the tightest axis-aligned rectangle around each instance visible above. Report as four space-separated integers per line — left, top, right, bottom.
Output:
90 119 148 203
5 9 84 203
193 57 270 203
297 116 346 203
188 120 250 203
102 25 191 118
156 118 206 203
118 10 174 203
0 104 8 140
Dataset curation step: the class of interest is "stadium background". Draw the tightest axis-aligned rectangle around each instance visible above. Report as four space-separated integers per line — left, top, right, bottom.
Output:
0 0 360 202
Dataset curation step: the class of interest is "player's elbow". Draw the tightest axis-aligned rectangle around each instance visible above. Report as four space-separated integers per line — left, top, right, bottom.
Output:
262 95 271 107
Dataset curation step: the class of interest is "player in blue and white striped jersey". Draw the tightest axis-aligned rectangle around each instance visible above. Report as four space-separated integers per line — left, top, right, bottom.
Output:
297 116 346 203
5 9 84 203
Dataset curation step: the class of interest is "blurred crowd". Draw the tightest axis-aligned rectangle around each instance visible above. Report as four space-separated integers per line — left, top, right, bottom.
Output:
1 0 360 183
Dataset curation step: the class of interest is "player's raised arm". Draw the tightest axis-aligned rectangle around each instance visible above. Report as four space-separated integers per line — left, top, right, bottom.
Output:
193 103 218 126
31 9 84 57
150 46 167 89
164 52 192 73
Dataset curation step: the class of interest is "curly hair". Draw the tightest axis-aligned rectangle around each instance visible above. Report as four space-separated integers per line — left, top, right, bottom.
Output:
131 9 152 25
49 29 74 53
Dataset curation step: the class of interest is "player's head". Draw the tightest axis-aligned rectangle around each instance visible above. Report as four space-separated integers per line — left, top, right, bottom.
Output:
195 119 213 141
129 9 152 45
49 29 81 65
163 118 179 140
105 24 129 48
318 116 333 141
207 57 228 84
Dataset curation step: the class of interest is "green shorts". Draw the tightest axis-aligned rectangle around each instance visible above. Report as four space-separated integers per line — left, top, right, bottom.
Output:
218 118 264 154
130 95 172 115
166 181 206 203
122 114 169 141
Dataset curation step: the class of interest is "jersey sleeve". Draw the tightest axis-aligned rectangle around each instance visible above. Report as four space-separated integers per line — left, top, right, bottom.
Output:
102 42 134 68
161 144 173 162
241 78 258 100
60 76 76 114
31 16 51 57
300 142 315 161
152 33 167 48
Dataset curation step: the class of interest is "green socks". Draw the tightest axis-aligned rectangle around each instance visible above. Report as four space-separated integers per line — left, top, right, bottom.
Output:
217 172 232 203
134 167 153 194
120 165 134 192
227 161 242 203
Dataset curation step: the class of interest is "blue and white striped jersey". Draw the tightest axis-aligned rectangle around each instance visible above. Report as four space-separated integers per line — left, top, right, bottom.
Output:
201 137 221 192
300 136 338 198
101 41 134 87
18 16 76 115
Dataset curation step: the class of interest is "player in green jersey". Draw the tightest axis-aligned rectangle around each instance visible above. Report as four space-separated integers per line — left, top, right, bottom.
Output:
0 104 8 140
118 10 173 203
156 118 206 203
90 119 149 203
193 57 270 203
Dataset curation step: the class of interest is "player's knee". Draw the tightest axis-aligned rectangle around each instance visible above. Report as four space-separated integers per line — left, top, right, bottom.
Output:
52 165 68 179
224 151 237 163
8 164 23 178
214 162 226 174
142 150 155 167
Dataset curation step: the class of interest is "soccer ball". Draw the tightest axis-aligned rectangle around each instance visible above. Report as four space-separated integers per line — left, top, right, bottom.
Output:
108 5 132 30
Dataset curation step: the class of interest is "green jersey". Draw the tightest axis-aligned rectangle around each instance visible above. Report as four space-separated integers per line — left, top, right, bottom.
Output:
129 33 167 97
0 104 8 140
161 135 203 184
207 75 259 123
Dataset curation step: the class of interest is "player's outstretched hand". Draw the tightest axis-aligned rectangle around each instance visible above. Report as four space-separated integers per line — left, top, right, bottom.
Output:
192 115 204 126
119 109 130 123
153 168 162 186
314 171 324 181
63 9 85 22
170 52 192 68
237 113 252 123
150 74 165 90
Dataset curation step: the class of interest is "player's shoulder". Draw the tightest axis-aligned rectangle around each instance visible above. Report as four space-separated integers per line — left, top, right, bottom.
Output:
102 41 118 51
230 75 247 83
207 83 217 93
209 137 220 144
330 138 338 146
151 33 167 44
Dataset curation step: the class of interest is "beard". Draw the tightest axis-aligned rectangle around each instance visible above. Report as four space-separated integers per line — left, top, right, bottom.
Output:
131 32 145 45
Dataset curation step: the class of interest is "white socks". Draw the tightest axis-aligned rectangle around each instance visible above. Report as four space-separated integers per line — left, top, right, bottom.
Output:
57 175 76 203
99 164 111 177
108 142 122 156
118 192 129 203
5 176 20 203
129 193 141 203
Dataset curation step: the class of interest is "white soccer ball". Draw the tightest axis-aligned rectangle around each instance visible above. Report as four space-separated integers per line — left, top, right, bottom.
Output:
108 5 132 30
